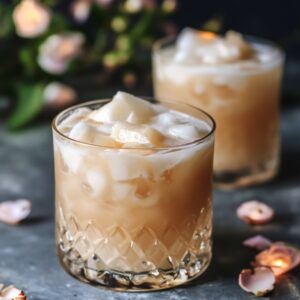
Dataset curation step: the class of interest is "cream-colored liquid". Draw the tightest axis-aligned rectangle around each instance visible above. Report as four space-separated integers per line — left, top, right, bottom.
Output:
153 30 283 186
54 94 214 284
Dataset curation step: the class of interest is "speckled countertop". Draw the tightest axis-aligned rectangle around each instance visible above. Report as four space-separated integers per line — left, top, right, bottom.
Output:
0 103 299 300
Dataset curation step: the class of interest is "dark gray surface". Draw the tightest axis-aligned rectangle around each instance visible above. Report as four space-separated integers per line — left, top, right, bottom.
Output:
0 105 300 300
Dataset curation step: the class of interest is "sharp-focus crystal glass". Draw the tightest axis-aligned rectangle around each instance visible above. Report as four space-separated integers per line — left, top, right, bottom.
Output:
52 98 215 291
153 36 284 189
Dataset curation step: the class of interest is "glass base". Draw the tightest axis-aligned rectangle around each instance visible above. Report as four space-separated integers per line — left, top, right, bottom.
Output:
214 162 279 190
58 247 211 291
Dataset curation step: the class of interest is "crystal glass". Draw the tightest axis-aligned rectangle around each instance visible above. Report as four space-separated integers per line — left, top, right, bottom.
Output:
153 35 284 189
52 98 215 291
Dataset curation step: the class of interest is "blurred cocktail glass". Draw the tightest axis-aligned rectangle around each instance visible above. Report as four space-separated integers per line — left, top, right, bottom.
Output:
153 29 284 188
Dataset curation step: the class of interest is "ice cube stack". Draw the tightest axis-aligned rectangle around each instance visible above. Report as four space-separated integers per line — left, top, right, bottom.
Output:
173 28 254 65
58 91 210 148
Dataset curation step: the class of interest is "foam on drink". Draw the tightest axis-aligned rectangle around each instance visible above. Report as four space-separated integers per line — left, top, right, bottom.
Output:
59 91 210 148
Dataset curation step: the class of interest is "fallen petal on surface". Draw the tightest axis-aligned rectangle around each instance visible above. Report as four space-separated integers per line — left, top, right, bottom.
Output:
243 235 272 251
253 242 300 276
237 200 274 225
0 284 26 299
239 267 275 296
0 199 31 225
14 290 27 300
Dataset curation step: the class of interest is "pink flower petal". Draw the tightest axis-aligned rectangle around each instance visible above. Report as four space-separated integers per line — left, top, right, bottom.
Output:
71 0 91 23
43 82 76 109
13 0 51 38
253 242 300 276
0 284 25 299
239 267 275 296
243 235 272 251
38 33 85 75
0 199 31 225
15 291 27 300
237 200 274 225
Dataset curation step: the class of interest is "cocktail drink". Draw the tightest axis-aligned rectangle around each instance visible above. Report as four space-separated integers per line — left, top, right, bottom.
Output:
52 92 215 291
153 29 284 188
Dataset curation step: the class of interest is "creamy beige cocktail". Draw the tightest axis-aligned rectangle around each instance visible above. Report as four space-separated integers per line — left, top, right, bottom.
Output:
153 29 284 188
53 92 215 291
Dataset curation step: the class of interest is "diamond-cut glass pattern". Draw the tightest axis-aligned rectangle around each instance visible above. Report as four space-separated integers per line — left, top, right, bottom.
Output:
57 212 212 290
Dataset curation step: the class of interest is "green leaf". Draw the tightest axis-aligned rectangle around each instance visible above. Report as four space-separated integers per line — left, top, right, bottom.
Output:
8 83 45 130
130 11 155 42
40 0 58 7
49 13 68 32
19 47 37 77
0 3 14 38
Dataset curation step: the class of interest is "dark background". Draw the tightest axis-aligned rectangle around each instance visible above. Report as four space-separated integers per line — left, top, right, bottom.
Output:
174 0 300 57
170 0 300 103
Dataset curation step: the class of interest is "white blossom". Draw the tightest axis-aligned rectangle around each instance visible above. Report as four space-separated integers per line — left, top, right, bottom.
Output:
124 0 143 13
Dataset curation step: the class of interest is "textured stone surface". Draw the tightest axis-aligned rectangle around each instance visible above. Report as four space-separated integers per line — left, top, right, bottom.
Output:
0 105 300 299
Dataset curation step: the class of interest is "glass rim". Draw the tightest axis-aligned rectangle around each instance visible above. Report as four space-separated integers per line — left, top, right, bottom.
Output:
153 32 285 69
52 97 216 151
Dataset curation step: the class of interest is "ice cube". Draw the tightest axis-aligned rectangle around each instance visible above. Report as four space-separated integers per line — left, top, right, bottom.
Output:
174 50 197 64
106 152 150 181
176 28 200 51
93 134 119 147
59 107 91 128
174 28 203 64
216 41 240 62
159 63 192 84
151 112 178 128
85 169 107 195
95 123 112 135
126 112 140 124
88 91 155 124
69 120 118 147
69 121 94 143
195 44 221 64
147 149 189 180
194 82 206 95
112 183 133 202
111 123 164 146
58 142 85 173
224 31 253 59
214 75 247 91
168 124 200 140
149 140 211 179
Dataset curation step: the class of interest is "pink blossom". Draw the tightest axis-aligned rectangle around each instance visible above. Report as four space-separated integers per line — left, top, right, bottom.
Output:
38 33 85 74
13 0 51 38
71 0 91 23
43 82 77 108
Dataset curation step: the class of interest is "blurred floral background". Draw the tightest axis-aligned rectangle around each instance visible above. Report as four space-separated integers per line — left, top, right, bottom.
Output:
0 0 299 129
0 0 177 129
